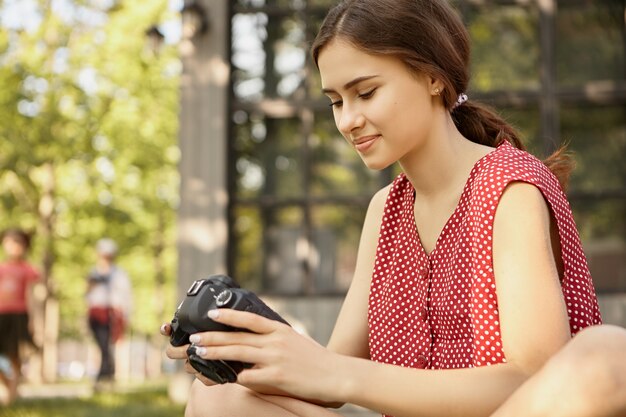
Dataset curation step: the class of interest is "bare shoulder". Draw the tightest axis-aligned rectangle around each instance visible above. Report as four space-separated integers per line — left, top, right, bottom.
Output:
371 183 392 207
494 181 551 234
366 184 392 219
358 183 392 260
492 181 555 270
498 181 549 212
358 184 392 243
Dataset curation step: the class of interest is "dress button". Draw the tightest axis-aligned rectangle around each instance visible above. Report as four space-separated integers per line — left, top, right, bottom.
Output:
421 267 429 279
416 355 428 369
420 307 428 321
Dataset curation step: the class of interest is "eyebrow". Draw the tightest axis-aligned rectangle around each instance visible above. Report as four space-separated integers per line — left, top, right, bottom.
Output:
321 75 380 94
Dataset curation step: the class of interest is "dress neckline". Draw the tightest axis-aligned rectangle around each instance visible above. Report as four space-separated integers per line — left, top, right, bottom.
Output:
410 141 509 258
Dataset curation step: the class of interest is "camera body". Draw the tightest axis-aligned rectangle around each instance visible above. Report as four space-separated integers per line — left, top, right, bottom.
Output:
170 274 289 384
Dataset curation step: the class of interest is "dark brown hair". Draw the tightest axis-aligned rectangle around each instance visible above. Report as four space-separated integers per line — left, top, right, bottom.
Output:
1 227 33 251
311 0 573 189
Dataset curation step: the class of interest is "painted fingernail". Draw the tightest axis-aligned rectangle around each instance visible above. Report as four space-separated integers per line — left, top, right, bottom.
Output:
160 324 167 333
189 334 200 344
195 347 207 356
208 309 219 319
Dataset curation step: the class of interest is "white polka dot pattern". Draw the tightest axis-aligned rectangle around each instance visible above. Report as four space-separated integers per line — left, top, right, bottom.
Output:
367 141 602 406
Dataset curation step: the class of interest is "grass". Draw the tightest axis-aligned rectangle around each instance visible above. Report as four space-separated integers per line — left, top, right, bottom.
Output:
0 384 185 417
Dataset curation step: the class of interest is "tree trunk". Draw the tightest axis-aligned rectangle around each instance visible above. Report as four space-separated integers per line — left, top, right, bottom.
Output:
38 162 58 383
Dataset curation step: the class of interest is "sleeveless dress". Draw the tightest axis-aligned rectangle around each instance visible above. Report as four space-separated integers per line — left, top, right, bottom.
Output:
367 141 602 415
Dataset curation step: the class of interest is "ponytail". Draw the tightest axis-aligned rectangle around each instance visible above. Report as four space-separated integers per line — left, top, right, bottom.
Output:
451 102 574 191
542 145 575 192
451 101 523 149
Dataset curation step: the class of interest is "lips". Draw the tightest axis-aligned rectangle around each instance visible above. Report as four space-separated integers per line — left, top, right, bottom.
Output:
353 135 381 153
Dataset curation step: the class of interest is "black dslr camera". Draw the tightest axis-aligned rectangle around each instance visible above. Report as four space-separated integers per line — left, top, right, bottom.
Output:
169 275 289 384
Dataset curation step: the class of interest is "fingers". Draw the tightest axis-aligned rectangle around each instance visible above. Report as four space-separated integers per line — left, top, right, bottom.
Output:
161 322 222 387
236 367 273 387
189 330 264 348
160 323 172 336
182 359 217 386
192 344 263 365
207 308 286 335
194 372 217 386
166 344 189 360
162 310 290 382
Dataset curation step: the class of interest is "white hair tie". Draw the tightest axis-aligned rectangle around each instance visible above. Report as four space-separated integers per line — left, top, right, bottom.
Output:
453 93 468 109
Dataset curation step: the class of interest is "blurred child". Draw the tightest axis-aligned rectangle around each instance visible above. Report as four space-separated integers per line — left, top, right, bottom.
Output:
0 228 39 404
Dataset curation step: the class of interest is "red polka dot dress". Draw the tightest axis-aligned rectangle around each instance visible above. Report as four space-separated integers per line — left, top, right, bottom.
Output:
368 141 602 415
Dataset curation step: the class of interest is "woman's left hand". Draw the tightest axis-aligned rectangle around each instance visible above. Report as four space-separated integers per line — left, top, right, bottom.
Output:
188 308 345 403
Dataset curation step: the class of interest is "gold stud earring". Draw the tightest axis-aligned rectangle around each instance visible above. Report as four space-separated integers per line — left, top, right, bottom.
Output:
434 88 441 95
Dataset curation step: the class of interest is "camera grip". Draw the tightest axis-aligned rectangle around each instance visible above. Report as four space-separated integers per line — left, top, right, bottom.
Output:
187 345 240 384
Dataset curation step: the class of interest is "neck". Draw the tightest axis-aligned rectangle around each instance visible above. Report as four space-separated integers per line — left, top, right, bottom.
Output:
399 112 491 200
97 259 113 272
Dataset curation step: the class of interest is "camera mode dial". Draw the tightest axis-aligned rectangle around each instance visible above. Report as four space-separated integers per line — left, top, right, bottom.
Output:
215 289 233 307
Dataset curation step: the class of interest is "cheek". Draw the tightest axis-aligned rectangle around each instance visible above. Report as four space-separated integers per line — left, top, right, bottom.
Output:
384 101 415 134
390 92 431 130
332 111 341 130
330 112 351 143
373 88 412 126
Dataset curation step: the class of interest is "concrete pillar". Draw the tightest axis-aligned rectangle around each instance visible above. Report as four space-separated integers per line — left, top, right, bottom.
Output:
173 0 230 403
177 0 230 299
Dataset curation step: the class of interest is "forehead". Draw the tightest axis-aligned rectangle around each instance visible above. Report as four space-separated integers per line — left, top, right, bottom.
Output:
317 39 406 89
2 235 25 246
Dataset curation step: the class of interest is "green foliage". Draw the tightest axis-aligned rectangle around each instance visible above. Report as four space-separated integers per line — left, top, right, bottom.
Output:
0 0 180 337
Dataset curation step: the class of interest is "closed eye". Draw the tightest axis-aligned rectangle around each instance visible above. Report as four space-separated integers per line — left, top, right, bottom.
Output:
358 88 376 99
328 88 376 108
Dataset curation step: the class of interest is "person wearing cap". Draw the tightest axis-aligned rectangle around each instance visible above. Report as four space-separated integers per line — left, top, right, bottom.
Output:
86 238 132 387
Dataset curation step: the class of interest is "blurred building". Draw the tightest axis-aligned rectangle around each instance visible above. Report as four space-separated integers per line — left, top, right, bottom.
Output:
178 0 626 344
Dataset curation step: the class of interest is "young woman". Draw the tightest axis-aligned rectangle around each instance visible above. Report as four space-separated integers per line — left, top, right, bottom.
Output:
163 1 611 416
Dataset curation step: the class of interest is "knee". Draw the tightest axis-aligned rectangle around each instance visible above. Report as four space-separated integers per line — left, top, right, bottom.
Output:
185 380 257 417
185 380 226 417
574 325 626 402
542 325 626 416
561 325 626 378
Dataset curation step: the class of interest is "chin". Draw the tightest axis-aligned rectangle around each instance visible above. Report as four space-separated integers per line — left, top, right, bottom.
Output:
362 157 394 171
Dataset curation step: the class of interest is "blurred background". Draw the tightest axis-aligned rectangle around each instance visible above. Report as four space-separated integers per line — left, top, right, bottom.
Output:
0 0 624 416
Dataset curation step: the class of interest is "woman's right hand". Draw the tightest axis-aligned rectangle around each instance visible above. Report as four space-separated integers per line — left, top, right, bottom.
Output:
160 322 217 386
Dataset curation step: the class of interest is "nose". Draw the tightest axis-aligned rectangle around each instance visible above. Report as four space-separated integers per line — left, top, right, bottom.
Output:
336 103 365 136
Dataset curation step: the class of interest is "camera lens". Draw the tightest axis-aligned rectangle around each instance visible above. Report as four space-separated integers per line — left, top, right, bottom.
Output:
215 289 233 307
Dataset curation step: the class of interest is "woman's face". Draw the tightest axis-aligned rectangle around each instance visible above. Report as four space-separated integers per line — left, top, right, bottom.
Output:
318 39 441 170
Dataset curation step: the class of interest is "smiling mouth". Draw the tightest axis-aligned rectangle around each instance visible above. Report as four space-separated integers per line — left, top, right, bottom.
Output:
353 135 380 152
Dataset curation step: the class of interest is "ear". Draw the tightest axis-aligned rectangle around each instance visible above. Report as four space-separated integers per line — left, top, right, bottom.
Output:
428 77 445 96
